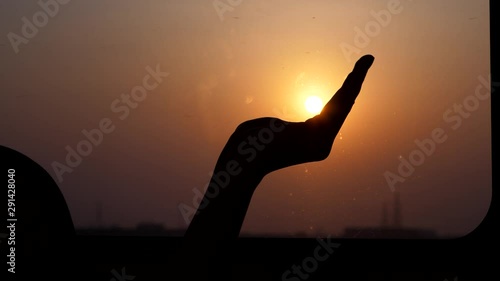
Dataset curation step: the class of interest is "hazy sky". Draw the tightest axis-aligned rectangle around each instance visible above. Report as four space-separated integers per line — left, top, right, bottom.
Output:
0 0 491 238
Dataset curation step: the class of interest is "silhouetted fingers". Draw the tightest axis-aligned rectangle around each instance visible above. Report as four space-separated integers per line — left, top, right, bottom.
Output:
320 54 374 118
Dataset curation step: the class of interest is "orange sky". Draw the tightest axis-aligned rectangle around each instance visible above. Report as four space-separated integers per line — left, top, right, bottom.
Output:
0 0 491 237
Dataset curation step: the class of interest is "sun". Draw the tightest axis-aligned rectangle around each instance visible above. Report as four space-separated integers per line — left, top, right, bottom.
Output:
304 96 324 115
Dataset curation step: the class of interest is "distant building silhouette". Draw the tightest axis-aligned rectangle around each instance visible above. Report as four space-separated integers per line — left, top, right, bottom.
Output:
77 222 186 237
341 190 438 239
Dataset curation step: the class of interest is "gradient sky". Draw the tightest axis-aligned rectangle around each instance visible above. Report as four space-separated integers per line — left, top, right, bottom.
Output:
0 0 491 238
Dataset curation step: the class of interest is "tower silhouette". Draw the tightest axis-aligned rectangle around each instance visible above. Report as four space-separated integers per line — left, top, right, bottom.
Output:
381 202 388 227
96 201 103 228
393 190 402 227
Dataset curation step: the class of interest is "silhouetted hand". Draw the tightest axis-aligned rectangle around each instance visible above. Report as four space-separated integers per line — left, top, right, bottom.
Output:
185 54 374 238
178 55 374 280
212 54 375 181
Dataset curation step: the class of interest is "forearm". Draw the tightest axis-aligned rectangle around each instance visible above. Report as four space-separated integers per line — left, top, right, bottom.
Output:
176 169 262 279
184 172 262 242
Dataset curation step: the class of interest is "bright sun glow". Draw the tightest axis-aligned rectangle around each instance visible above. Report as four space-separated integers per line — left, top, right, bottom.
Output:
305 96 324 115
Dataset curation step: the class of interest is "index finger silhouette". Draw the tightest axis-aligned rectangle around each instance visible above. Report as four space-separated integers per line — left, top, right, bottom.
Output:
319 54 375 120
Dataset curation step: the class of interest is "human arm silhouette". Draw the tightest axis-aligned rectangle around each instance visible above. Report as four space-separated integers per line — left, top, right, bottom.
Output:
176 54 374 278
